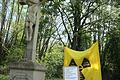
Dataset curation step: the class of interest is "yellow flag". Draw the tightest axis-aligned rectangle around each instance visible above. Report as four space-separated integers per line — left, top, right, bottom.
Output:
64 42 102 80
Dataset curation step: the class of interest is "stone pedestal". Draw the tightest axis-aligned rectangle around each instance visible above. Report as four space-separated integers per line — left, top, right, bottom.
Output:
9 61 46 80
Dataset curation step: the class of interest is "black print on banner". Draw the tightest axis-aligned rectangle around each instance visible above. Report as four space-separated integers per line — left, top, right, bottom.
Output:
69 58 91 80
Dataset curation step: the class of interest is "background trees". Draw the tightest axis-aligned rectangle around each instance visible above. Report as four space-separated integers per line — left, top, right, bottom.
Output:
0 0 120 80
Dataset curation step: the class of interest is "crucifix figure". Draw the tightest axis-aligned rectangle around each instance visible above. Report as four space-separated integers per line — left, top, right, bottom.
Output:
19 0 49 41
25 0 39 41
19 0 40 41
19 0 47 62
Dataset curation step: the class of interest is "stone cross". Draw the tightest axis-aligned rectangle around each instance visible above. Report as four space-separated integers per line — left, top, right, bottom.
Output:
9 1 48 80
19 0 45 62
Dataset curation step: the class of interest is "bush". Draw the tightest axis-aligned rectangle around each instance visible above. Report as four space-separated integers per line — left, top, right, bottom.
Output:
0 74 8 80
40 46 64 79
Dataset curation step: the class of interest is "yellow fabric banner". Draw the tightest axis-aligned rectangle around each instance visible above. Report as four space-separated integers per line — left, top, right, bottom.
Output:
64 42 102 80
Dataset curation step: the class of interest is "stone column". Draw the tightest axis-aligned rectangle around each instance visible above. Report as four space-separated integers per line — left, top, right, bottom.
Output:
24 2 40 62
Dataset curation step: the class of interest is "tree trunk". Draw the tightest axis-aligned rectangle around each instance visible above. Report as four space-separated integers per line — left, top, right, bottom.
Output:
5 0 15 46
0 0 9 31
71 1 82 50
0 0 9 65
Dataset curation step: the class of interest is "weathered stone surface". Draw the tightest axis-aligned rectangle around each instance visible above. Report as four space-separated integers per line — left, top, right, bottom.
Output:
9 62 46 80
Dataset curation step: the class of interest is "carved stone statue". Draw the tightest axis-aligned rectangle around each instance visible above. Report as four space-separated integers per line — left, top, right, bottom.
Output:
19 0 48 41
9 1 49 80
26 0 39 41
19 0 52 41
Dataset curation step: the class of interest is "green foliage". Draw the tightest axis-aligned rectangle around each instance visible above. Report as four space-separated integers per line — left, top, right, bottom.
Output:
6 45 24 63
0 74 8 80
40 45 64 79
104 28 120 79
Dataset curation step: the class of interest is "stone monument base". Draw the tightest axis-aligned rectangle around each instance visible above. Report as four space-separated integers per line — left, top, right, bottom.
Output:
9 61 46 80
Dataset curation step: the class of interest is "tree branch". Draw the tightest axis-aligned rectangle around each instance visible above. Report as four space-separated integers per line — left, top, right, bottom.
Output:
58 7 72 45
